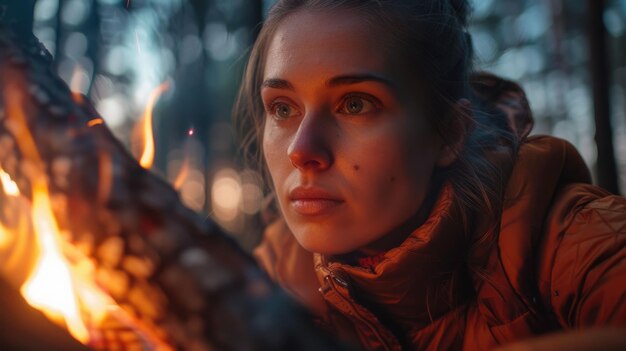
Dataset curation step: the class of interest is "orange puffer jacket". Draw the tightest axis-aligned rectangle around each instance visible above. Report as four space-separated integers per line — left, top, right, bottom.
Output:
255 135 626 350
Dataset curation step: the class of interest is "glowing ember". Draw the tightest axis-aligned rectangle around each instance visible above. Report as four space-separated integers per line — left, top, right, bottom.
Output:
138 81 170 169
87 118 105 127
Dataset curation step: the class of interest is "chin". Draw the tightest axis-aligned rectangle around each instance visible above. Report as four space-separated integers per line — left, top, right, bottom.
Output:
292 229 361 255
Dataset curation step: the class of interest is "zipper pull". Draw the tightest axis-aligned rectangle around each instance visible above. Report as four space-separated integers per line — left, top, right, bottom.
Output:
329 270 349 288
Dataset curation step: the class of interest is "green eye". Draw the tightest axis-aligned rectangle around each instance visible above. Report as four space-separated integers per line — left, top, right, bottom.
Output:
276 103 292 118
339 95 377 115
346 98 364 114
269 102 297 119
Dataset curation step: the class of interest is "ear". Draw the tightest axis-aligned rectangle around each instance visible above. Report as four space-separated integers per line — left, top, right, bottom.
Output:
436 98 472 167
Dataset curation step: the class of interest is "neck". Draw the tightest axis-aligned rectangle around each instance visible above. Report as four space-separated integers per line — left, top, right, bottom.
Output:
334 177 444 263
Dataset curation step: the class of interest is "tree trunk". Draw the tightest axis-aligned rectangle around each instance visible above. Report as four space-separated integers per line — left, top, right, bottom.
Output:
588 0 620 194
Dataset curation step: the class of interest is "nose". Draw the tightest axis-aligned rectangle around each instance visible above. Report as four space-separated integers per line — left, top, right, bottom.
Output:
287 112 333 172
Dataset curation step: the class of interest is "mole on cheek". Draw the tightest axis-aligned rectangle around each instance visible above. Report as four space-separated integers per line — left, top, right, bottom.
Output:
390 176 396 183
353 165 360 171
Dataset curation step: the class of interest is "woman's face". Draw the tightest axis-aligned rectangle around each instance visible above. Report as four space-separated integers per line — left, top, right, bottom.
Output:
261 9 450 255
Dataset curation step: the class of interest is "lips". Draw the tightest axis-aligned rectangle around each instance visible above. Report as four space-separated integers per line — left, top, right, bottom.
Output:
288 187 344 216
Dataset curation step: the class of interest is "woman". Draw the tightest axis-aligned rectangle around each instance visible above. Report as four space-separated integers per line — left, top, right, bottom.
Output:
235 0 626 350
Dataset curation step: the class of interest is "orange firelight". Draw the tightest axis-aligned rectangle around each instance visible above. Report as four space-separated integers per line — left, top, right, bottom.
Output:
1 81 171 350
0 167 18 249
0 167 19 196
20 178 91 342
138 82 170 169
87 118 104 127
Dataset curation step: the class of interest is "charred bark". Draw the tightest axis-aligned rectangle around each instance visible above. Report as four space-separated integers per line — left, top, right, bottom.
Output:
0 23 352 351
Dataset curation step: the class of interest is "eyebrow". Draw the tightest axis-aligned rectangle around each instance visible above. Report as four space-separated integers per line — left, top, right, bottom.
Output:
326 74 394 88
261 78 295 91
261 73 394 91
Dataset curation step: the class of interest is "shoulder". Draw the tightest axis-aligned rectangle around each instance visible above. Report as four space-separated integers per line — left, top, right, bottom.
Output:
499 135 626 328
538 182 626 327
497 135 592 299
509 135 591 192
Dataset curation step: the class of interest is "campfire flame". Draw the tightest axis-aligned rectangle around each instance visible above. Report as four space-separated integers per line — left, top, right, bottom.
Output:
3 86 97 343
0 221 8 250
0 167 16 249
18 175 163 348
138 81 170 169
20 178 90 342
0 167 19 196
1 85 170 349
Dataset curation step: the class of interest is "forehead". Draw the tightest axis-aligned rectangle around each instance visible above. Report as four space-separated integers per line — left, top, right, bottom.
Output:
263 9 397 83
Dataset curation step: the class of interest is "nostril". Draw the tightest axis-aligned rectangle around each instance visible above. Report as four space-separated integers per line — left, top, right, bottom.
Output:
288 145 332 171
290 157 323 170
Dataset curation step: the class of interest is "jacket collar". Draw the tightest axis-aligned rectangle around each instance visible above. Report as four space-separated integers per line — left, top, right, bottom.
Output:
314 183 474 330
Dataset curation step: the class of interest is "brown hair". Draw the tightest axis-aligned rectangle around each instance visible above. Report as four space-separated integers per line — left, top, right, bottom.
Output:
234 0 531 260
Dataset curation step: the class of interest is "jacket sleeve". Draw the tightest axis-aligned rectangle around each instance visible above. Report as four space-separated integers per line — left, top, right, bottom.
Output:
539 183 626 328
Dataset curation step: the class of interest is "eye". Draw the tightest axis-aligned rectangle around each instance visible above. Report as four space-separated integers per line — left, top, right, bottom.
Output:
267 101 299 120
338 95 378 115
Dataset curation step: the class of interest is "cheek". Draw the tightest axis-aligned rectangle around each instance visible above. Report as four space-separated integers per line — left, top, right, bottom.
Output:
355 127 438 205
262 124 290 184
261 126 271 160
262 126 278 177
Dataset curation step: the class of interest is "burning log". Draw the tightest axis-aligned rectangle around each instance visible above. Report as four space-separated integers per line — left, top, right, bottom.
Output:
0 23 351 351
